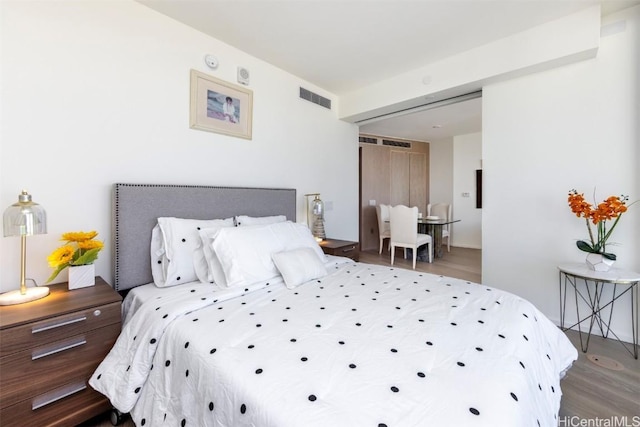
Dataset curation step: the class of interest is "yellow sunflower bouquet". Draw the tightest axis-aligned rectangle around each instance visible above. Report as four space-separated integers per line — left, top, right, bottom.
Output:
47 231 103 283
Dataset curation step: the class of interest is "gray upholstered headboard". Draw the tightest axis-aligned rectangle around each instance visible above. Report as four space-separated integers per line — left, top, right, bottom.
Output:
113 183 297 291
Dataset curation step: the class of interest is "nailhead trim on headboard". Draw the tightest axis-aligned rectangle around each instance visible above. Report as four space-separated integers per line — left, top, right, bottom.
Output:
113 183 297 292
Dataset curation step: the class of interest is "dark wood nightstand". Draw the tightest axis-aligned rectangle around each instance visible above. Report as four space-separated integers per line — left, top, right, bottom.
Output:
0 277 122 426
319 238 360 261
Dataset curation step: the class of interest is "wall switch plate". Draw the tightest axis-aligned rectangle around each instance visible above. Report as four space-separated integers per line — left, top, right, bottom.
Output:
369 200 376 206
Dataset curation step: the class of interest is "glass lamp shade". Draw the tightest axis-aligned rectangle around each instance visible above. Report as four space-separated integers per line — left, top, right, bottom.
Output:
304 193 326 241
3 191 47 237
312 195 324 218
311 195 326 241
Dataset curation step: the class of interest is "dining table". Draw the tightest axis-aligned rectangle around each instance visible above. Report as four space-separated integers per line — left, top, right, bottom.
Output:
417 218 460 258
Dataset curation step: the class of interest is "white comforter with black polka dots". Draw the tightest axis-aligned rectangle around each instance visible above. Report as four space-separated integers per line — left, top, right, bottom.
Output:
90 260 577 427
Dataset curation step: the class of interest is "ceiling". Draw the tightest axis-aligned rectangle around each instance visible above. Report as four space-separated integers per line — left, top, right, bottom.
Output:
138 0 639 142
359 95 483 142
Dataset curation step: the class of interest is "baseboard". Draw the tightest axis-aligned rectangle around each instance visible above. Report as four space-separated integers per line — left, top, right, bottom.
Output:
449 244 481 250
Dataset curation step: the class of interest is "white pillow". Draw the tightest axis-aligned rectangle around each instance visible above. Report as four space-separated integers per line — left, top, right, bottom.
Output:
150 225 168 286
193 246 211 284
155 217 234 287
212 224 284 288
272 247 328 289
235 215 287 227
275 221 326 262
211 221 326 288
196 227 231 286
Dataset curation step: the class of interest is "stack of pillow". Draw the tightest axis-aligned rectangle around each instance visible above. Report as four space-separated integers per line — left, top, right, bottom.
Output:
151 215 328 290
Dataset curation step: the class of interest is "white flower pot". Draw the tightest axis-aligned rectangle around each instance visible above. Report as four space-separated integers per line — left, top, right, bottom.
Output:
68 264 95 290
585 253 615 272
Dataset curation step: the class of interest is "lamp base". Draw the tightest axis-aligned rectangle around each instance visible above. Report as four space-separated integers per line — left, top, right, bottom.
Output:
0 286 50 305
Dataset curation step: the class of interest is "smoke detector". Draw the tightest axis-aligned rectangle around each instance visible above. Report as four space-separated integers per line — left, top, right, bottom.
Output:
204 54 219 69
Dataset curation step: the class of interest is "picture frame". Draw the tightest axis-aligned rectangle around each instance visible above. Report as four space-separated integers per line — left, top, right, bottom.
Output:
189 69 253 140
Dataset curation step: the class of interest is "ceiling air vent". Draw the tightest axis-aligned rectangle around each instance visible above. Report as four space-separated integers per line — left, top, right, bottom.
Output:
382 139 411 148
359 136 378 144
300 87 331 110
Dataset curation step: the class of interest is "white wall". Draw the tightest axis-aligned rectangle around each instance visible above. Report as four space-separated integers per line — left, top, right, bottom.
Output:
427 138 453 204
453 132 482 249
483 5 639 342
0 0 359 290
429 134 483 250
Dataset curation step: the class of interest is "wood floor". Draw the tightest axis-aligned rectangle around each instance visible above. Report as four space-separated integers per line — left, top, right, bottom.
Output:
80 245 639 426
360 244 482 284
560 329 640 420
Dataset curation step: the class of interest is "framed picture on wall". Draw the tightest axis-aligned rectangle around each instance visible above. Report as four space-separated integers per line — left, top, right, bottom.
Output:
189 69 253 140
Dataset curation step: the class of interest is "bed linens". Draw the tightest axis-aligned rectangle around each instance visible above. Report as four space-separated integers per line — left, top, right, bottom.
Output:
235 214 287 226
121 281 219 326
90 275 286 412
152 217 235 287
91 261 577 427
212 221 327 288
122 255 348 325
272 247 329 289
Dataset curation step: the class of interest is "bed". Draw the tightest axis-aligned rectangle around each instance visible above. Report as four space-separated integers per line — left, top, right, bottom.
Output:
90 183 578 427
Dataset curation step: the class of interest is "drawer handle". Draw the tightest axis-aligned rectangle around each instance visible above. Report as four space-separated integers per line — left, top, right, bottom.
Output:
32 381 86 410
32 336 87 360
32 316 87 334
342 247 356 253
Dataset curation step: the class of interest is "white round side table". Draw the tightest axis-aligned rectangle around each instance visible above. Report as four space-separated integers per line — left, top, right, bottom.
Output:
558 263 640 359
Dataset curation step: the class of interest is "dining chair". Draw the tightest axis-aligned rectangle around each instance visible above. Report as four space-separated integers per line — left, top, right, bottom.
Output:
375 204 391 254
427 203 452 252
390 205 432 269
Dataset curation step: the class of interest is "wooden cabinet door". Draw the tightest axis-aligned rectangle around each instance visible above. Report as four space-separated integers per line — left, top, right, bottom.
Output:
390 150 426 213
409 152 426 214
390 151 410 206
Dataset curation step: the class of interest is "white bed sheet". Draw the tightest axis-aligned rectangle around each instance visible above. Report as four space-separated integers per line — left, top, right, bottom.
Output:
92 260 577 427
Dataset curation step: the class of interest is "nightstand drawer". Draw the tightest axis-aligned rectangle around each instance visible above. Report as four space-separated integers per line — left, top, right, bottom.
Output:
0 301 121 357
319 239 360 261
335 242 359 260
0 322 120 409
0 380 111 427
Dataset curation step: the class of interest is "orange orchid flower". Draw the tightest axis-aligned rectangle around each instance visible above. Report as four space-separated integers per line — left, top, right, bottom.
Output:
568 190 634 261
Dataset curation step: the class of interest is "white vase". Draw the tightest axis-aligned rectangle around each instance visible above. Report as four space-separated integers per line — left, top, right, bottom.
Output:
68 264 95 290
585 253 615 272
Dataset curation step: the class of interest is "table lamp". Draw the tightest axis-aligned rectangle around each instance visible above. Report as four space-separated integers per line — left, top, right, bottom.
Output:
304 193 326 241
0 190 50 305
